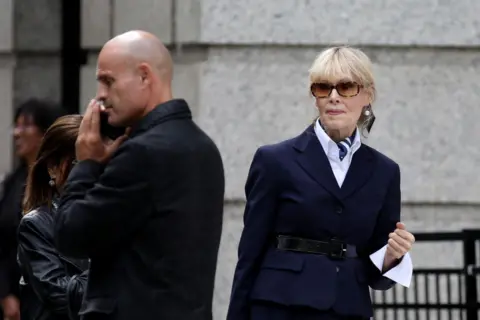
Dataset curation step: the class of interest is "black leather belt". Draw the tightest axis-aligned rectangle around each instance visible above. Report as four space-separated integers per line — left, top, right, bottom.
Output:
276 235 358 259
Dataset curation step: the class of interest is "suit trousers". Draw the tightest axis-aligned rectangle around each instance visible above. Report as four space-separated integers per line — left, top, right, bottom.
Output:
251 301 369 320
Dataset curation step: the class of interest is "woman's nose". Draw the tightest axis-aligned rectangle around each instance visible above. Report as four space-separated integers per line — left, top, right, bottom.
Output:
329 89 341 103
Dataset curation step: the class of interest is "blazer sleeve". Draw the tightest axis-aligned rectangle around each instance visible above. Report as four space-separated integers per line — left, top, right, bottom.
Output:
364 163 401 290
54 142 151 258
227 147 279 320
17 217 87 315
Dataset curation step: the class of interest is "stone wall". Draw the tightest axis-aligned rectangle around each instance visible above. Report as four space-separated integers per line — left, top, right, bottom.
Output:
0 0 62 174
1 1 479 319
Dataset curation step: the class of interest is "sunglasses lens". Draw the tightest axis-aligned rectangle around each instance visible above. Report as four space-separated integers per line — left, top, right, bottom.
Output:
337 82 359 97
311 83 332 98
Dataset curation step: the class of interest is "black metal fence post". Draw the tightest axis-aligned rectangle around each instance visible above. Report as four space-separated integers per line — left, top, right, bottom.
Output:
463 229 478 320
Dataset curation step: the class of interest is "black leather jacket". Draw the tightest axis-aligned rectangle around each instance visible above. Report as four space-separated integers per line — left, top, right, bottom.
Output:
17 204 89 320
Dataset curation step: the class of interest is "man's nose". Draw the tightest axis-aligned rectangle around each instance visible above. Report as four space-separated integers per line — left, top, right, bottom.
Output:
96 93 107 102
96 86 107 101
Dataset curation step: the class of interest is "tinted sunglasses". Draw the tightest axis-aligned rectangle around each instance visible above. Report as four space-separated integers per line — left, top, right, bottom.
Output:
310 81 363 98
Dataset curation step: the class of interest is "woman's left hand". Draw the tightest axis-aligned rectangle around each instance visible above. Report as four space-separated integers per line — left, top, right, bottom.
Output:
386 222 415 259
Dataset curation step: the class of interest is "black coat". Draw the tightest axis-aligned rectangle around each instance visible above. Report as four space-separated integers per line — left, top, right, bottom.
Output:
17 204 89 320
54 99 225 320
0 165 27 320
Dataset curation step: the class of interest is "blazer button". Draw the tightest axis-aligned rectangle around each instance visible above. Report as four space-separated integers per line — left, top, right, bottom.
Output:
335 206 343 214
336 267 340 273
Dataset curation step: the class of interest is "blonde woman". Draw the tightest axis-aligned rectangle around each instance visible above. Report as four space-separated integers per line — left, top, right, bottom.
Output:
227 46 415 320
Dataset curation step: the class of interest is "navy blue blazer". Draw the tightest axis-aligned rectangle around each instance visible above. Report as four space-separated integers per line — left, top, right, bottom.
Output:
227 125 401 319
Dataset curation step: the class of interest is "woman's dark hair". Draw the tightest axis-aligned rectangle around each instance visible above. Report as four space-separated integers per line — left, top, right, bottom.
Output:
15 98 67 133
23 115 83 213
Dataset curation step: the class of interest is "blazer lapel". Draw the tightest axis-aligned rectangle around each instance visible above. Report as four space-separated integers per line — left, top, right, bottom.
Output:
340 145 375 199
294 126 341 199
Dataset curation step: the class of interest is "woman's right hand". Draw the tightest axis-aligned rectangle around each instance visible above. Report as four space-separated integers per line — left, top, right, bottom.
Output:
1 294 20 320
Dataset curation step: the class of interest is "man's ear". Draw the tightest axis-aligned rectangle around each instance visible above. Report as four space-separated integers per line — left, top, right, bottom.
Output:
138 63 151 84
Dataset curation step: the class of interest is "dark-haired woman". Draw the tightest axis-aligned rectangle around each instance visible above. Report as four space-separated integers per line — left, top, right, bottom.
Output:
0 99 66 320
17 115 89 320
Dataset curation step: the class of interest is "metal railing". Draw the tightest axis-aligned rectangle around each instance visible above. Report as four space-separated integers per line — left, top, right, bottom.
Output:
371 230 480 320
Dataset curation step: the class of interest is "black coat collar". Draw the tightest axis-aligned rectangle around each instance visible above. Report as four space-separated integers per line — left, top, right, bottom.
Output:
130 99 192 137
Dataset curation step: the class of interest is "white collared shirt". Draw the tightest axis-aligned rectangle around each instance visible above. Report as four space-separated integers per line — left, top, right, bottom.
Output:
314 120 361 187
313 119 413 287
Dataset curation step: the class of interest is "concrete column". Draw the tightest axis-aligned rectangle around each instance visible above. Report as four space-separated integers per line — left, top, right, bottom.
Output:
0 0 15 173
13 0 62 106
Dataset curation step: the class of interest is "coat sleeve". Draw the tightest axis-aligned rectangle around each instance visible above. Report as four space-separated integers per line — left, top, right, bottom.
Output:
0 227 19 299
227 147 279 320
54 142 152 258
364 163 401 290
66 269 88 320
0 253 10 298
17 216 87 315
0 173 22 299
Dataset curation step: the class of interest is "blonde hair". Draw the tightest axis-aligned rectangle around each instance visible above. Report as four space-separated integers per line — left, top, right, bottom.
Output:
308 46 376 132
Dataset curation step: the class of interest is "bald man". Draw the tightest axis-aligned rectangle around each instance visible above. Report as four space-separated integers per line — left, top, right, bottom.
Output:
53 31 225 320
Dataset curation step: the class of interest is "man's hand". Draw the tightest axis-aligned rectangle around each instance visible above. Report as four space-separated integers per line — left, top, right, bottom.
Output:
1 295 20 320
383 222 415 272
76 99 128 163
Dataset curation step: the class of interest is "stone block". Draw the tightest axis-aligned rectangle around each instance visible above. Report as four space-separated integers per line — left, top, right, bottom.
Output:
0 60 14 174
213 202 243 320
13 56 61 107
79 54 99 114
196 47 317 200
199 0 480 46
172 62 201 118
113 0 172 43
174 0 201 43
14 0 61 51
172 48 207 118
366 49 480 203
82 0 112 48
0 0 13 52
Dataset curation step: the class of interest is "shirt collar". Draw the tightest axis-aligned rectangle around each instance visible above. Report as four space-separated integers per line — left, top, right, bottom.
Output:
314 119 362 157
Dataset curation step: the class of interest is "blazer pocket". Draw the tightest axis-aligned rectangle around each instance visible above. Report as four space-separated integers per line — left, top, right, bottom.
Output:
78 297 116 316
251 252 339 309
260 250 304 272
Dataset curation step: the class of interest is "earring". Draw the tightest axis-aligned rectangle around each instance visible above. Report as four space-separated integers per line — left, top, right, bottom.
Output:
364 104 372 116
364 104 376 133
49 177 55 187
